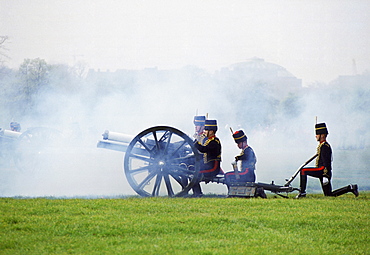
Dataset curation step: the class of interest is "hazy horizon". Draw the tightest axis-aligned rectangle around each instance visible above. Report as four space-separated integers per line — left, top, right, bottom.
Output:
1 0 369 86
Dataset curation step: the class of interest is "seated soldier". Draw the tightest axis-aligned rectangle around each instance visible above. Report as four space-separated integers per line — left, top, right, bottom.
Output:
191 119 222 197
225 130 256 184
193 115 206 143
180 115 207 189
225 130 266 198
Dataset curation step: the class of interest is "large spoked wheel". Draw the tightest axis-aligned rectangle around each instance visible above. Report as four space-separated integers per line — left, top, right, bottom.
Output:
124 126 201 197
15 127 63 172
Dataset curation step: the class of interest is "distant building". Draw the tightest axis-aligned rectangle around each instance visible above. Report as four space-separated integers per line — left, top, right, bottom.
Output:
215 57 302 98
86 58 302 99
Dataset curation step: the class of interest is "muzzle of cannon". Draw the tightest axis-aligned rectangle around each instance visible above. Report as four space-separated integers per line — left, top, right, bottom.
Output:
97 130 135 152
0 128 22 140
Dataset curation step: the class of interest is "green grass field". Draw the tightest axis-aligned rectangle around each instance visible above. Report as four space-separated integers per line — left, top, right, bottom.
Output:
1 193 369 255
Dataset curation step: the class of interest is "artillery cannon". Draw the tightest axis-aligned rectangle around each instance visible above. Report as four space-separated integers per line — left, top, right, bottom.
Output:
98 126 201 197
0 126 62 171
98 126 316 198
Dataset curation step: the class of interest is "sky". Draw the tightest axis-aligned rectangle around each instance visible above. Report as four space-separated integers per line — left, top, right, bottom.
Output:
1 0 369 85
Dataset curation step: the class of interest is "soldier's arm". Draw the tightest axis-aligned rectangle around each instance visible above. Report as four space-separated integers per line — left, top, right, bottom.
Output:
195 140 219 154
321 144 332 169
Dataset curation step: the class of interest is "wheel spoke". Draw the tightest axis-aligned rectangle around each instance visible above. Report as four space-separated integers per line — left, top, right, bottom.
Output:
169 172 188 188
129 153 153 163
163 131 172 154
152 173 162 196
170 140 187 157
128 165 150 175
163 174 174 197
167 164 194 175
137 138 152 155
137 170 157 190
152 131 160 153
158 130 170 143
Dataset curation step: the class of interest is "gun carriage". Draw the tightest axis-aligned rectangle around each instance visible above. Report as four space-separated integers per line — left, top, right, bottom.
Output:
97 126 316 198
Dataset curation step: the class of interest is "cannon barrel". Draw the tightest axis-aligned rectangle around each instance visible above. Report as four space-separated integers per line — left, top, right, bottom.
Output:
0 128 22 140
97 130 135 152
97 129 192 157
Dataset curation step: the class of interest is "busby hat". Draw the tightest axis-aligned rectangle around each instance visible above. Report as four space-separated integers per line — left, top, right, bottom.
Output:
315 123 328 135
204 119 218 131
193 116 206 126
233 130 247 143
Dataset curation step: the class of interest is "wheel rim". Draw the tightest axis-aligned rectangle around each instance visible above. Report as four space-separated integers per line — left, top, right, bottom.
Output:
124 126 200 197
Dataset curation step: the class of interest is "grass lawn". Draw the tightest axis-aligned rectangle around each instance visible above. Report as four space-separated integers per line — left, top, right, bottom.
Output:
1 192 369 254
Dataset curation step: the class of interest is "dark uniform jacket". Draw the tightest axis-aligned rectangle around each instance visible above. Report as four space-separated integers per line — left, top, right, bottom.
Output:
316 141 332 178
226 146 256 183
194 136 221 176
236 146 256 172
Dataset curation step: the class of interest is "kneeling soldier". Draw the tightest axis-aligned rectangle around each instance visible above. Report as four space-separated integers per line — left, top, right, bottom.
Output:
296 123 359 198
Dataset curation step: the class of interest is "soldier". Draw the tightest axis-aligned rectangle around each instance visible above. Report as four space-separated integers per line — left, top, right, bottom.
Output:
225 130 266 198
225 130 256 182
10 122 21 132
193 115 206 143
191 119 222 197
296 123 359 198
180 115 208 190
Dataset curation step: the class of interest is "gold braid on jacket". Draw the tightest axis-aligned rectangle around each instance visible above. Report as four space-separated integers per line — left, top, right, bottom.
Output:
202 137 221 163
316 142 331 177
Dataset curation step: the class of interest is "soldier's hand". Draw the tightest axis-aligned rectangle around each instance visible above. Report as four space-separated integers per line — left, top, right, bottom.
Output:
323 177 329 185
195 134 204 143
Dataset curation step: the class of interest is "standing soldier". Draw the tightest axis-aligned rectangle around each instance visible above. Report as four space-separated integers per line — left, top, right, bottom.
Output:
296 123 359 198
191 119 222 197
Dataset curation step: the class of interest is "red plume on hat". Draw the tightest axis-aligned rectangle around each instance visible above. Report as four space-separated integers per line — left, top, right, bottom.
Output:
233 130 247 143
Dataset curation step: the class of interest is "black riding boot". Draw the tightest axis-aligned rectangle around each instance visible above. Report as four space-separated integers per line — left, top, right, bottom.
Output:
296 174 307 198
321 180 333 196
191 183 203 197
299 174 307 194
331 184 359 197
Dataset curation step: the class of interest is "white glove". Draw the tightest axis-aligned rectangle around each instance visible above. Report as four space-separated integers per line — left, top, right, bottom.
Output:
323 177 329 185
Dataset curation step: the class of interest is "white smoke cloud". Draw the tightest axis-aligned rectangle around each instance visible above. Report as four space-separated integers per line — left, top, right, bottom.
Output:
1 65 369 197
